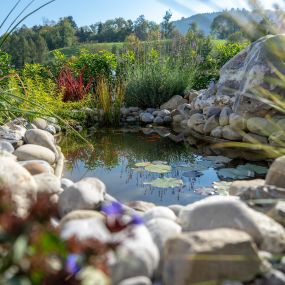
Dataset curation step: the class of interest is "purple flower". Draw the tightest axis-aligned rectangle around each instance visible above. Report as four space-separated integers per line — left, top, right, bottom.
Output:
130 214 144 225
102 202 124 216
66 254 81 275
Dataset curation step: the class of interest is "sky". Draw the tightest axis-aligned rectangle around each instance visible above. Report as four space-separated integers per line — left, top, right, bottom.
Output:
0 0 284 30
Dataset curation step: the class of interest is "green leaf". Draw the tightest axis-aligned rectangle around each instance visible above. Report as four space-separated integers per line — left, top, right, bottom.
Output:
134 162 151 167
218 168 255 179
145 164 172 174
144 177 183 188
176 160 212 171
237 164 268 175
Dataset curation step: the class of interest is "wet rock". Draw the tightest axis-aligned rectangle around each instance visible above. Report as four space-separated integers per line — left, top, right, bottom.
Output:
179 196 285 253
211 126 223 138
243 133 268 144
32 118 48 130
34 173 62 196
14 144 56 164
247 117 276 137
118 277 151 285
160 95 187 111
25 129 57 154
143 207 176 223
222 126 242 141
266 156 285 188
58 177 106 217
141 113 154 124
229 113 247 130
203 115 220 134
0 157 37 217
219 107 233 126
229 179 265 196
0 141 14 153
163 228 262 285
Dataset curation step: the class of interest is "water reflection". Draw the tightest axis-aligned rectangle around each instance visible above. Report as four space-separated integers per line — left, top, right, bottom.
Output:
60 128 221 206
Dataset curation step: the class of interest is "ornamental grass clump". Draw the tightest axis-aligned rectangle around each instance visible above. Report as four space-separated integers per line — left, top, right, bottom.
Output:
58 67 93 102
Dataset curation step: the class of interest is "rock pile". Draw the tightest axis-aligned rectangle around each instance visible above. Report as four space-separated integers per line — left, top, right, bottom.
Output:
160 35 285 147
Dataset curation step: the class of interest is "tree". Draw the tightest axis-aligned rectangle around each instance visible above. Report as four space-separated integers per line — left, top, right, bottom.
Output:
211 13 241 39
134 15 149 41
161 10 174 39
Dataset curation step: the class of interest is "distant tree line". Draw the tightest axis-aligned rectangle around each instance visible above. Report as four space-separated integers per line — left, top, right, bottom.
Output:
1 12 177 68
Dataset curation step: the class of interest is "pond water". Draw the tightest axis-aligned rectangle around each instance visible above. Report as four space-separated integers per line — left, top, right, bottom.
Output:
60 128 267 206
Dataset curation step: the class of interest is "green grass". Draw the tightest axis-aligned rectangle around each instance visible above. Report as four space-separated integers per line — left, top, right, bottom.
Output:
47 39 228 62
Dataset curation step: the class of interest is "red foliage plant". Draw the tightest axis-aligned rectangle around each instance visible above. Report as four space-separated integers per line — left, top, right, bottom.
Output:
58 67 93 102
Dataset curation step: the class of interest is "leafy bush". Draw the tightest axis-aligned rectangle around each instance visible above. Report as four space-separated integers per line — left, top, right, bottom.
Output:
192 41 249 90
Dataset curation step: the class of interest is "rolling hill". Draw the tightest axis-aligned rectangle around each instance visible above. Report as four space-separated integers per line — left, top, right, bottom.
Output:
172 12 222 35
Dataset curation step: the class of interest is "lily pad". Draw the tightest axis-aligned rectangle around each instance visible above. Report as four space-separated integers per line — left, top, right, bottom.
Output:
145 164 172 174
205 156 233 165
135 162 151 167
144 177 183 188
237 164 268 175
218 168 255 180
177 160 212 172
152 161 168 165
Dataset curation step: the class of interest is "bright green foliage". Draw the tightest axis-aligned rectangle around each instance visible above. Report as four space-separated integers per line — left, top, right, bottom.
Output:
71 50 117 84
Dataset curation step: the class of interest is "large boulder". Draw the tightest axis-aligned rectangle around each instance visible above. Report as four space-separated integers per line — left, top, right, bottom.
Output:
58 177 106 217
179 196 285 253
247 117 277 137
160 95 187 111
217 35 285 117
163 228 263 285
203 115 220 134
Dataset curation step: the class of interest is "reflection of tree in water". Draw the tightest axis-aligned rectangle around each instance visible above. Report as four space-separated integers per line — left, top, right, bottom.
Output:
60 129 208 203
60 129 196 170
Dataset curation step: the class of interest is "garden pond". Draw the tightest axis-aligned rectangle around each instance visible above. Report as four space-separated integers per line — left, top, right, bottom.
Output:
60 128 269 206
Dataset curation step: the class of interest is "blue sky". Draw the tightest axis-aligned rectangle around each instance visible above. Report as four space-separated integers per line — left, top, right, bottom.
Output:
0 0 283 30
